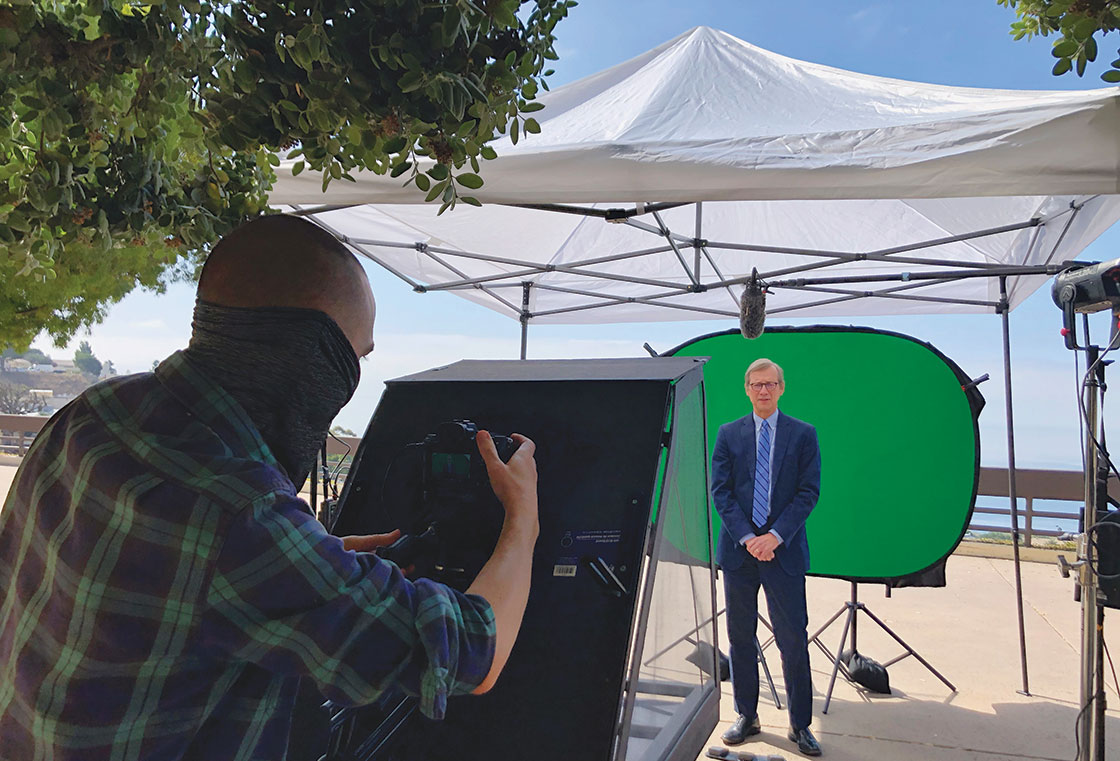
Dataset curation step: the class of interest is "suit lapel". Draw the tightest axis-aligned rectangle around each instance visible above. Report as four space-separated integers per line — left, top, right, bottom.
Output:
741 415 756 481
771 412 791 487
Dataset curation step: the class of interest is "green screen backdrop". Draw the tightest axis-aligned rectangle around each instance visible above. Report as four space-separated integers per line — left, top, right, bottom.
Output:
668 327 984 581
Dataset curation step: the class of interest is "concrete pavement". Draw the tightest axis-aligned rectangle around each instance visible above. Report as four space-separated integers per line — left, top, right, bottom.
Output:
703 555 1120 761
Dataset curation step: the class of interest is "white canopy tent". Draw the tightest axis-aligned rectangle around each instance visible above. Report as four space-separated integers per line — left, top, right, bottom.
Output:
270 25 1120 697
271 26 1120 336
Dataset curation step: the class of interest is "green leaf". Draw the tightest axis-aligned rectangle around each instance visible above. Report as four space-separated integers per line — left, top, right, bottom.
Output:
425 179 447 203
460 196 482 207
1103 69 1120 83
442 6 462 44
292 160 305 176
398 70 424 93
1053 57 1073 75
1053 40 1079 58
415 173 431 191
383 136 407 154
524 117 541 134
455 172 483 189
1074 17 1099 42
481 145 498 160
427 163 450 181
390 161 412 178
521 101 546 112
510 118 520 145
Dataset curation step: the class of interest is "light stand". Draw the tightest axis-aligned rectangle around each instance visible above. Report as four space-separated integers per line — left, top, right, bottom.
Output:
1056 342 1110 761
803 581 955 713
1051 258 1120 761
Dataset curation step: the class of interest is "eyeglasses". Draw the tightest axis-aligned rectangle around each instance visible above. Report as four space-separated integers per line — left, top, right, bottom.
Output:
748 381 780 391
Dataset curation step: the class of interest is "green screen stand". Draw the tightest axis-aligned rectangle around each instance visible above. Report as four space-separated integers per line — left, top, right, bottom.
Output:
808 582 956 713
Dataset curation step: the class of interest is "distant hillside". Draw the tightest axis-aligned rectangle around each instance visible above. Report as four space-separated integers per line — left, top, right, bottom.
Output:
0 370 97 400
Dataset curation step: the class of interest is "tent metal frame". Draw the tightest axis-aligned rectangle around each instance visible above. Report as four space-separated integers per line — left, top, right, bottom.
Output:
291 197 1090 697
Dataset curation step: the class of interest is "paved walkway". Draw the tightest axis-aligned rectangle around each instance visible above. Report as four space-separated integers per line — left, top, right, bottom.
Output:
2 459 1117 760
703 555 1120 761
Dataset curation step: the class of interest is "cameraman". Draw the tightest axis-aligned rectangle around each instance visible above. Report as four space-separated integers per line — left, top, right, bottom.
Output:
0 215 538 760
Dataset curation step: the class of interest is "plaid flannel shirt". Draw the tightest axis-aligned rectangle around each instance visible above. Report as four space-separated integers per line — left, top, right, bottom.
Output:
0 351 495 760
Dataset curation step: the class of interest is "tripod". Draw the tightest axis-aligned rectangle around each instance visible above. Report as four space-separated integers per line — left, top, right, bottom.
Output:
642 607 782 708
804 581 956 713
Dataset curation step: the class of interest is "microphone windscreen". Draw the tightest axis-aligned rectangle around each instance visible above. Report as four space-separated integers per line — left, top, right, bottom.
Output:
740 281 766 339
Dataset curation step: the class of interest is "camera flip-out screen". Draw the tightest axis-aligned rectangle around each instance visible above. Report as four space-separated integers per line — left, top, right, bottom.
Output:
302 358 717 761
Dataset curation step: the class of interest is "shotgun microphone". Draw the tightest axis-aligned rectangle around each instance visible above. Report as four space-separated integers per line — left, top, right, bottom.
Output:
739 269 766 339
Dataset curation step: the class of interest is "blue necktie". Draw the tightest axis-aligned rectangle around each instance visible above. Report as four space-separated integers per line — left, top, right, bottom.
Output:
752 419 771 528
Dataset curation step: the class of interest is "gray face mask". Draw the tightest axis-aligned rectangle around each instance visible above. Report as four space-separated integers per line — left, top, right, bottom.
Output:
183 299 361 489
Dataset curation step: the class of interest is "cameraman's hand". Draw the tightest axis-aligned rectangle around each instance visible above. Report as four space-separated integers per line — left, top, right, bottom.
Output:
476 431 538 527
342 529 402 553
469 430 538 694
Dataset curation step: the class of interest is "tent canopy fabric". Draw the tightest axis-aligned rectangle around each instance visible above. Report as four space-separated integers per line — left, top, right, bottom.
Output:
269 26 1120 324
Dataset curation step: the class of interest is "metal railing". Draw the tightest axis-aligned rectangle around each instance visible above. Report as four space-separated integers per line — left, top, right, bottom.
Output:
0 414 49 456
971 466 1108 547
0 415 1102 546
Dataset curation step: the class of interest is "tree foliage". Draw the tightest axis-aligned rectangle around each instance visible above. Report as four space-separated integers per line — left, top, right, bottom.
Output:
0 381 48 415
1 0 575 349
1000 0 1120 80
73 339 102 377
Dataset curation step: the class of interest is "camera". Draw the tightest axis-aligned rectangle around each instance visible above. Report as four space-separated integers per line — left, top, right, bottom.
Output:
422 420 515 496
377 420 516 585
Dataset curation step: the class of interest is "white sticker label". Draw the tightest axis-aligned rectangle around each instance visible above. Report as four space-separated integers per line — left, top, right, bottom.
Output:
553 564 577 577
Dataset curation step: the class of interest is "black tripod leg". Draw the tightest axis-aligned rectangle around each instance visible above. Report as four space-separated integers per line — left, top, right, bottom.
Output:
822 606 855 715
756 635 782 710
861 606 956 692
807 603 849 670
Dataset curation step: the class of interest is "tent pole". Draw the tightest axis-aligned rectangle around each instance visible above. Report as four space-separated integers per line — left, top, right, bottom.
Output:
520 282 532 360
999 276 1030 696
694 202 703 282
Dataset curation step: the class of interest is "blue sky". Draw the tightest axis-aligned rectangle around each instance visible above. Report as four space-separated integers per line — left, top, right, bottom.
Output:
34 0 1120 468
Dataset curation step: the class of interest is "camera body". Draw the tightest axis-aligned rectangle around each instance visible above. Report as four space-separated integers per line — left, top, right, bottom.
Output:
377 420 515 583
422 420 515 498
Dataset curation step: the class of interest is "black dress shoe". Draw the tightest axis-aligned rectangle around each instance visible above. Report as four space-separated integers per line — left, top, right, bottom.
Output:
787 726 822 756
721 714 761 745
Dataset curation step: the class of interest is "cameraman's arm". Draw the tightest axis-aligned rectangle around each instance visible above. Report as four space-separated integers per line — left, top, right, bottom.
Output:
467 430 538 694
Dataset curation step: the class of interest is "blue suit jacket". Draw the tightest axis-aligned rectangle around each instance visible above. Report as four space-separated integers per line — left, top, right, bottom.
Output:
711 411 821 576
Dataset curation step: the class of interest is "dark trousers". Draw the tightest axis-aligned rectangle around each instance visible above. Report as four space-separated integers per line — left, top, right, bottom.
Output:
723 557 813 730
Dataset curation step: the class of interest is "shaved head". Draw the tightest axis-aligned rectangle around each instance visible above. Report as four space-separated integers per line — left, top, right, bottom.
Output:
198 215 375 356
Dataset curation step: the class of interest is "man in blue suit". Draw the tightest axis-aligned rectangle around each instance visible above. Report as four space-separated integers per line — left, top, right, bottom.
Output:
711 358 822 756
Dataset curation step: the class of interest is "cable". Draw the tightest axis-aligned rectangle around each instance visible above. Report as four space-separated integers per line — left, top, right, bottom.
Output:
1105 636 1120 699
1077 324 1120 484
1073 692 1099 761
327 430 352 497
1076 331 1087 526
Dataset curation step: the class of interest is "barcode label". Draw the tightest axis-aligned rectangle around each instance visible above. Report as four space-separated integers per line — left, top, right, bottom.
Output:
553 564 577 577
